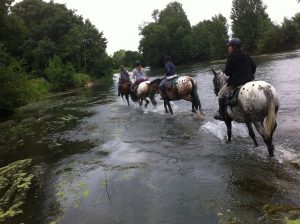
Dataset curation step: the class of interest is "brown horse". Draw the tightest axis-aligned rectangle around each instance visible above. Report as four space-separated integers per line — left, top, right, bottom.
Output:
119 81 132 106
129 80 160 108
151 76 204 117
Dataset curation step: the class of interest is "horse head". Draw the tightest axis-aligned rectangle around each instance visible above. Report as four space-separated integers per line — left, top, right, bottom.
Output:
212 69 228 96
149 78 163 96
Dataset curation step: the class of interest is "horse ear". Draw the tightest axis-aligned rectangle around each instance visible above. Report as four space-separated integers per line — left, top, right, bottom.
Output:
212 69 217 76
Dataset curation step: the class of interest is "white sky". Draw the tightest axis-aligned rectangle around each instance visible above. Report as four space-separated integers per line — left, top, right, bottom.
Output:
44 0 300 55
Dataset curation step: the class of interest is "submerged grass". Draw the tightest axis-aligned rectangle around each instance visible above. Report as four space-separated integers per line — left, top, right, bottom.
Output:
0 159 33 223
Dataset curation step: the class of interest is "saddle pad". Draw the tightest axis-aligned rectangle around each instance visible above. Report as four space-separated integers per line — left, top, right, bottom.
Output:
165 77 178 89
225 87 241 106
144 81 150 84
166 75 178 80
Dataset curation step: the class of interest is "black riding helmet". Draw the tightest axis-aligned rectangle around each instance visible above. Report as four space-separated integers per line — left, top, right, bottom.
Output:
164 55 171 63
227 38 241 48
134 61 141 67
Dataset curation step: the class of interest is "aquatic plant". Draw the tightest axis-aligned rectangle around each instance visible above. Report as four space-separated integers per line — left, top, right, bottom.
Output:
0 159 33 223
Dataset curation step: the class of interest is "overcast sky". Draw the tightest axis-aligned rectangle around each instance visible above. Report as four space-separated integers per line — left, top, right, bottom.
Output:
43 0 300 55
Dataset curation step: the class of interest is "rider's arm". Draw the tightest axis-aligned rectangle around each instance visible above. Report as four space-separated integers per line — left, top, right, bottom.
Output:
224 57 232 77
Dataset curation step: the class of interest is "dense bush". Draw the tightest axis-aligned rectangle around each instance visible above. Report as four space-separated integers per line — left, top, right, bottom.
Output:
73 73 91 88
0 61 30 113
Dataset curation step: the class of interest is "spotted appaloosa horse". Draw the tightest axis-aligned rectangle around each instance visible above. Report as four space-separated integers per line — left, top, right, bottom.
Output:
119 81 132 106
212 69 280 156
151 76 204 117
130 80 159 108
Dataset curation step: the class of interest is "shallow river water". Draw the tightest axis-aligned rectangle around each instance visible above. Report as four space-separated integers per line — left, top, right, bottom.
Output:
1 50 300 224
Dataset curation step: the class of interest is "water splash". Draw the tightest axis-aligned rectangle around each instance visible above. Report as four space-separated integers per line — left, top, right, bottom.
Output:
200 121 249 142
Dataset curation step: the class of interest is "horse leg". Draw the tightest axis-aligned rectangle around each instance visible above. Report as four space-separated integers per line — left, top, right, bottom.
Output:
246 122 258 146
144 99 149 108
224 116 232 142
125 94 130 106
167 100 173 115
191 101 196 112
164 101 169 113
253 122 274 157
139 99 143 107
150 96 157 109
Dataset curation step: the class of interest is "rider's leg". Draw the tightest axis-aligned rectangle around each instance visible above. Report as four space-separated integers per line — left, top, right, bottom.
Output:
159 79 167 100
214 84 231 121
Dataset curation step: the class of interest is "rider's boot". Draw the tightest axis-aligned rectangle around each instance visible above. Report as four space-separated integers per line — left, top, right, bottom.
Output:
214 98 226 121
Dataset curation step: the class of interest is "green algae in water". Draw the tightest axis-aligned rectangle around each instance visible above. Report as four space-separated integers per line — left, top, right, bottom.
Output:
263 204 300 224
286 219 300 224
0 159 33 223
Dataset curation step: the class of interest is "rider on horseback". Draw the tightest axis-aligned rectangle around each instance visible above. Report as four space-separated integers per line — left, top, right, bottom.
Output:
159 55 176 100
117 65 131 96
130 61 148 95
214 38 256 121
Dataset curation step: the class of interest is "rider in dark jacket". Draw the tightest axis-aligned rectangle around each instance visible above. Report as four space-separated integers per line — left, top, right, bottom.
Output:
225 48 256 87
214 38 256 120
159 55 176 99
118 65 131 96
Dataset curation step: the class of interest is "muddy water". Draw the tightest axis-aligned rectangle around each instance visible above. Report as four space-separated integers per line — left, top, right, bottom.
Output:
1 50 300 224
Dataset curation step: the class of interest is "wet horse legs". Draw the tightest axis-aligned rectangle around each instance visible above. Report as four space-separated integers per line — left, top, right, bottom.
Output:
253 122 275 157
225 114 232 142
246 122 259 146
164 100 173 115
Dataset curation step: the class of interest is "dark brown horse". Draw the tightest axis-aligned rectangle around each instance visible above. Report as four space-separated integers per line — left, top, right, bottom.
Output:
119 81 132 106
151 76 204 117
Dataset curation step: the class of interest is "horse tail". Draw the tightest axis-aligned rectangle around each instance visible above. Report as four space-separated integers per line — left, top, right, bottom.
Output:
189 77 202 113
264 92 277 137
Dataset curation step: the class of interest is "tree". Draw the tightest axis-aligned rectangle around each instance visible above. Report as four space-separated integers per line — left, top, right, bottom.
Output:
280 17 298 49
208 14 229 59
0 48 30 114
231 0 270 52
189 21 211 61
139 1 191 66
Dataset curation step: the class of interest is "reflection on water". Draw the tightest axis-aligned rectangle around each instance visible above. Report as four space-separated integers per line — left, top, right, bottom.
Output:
1 50 300 224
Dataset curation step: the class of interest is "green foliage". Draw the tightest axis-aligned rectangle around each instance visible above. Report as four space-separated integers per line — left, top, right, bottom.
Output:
139 1 229 66
45 55 75 90
0 159 33 223
112 50 143 69
27 77 50 98
139 1 192 66
73 73 91 88
231 0 270 52
0 58 30 113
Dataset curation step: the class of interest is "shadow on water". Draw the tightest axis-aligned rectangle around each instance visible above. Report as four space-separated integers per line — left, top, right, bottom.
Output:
1 51 300 224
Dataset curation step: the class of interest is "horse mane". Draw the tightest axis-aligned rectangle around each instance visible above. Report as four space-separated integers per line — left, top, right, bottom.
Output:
213 70 228 95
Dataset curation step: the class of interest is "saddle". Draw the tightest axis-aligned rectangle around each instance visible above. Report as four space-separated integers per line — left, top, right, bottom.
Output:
164 75 178 90
225 87 241 106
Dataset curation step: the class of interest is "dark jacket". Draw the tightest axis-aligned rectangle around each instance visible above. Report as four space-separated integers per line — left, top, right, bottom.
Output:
164 62 175 76
225 51 256 87
119 70 130 82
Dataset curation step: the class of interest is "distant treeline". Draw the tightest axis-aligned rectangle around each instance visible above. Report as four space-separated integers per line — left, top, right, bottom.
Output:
1 0 299 115
137 1 300 67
